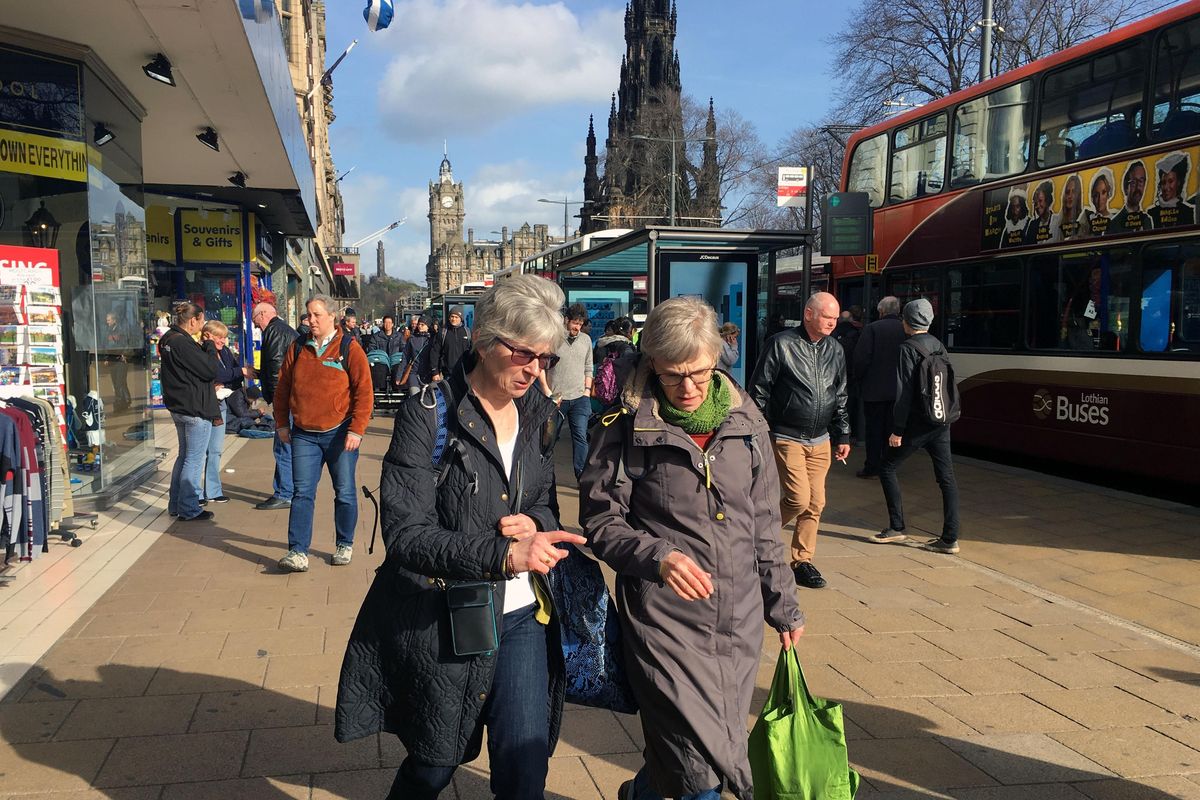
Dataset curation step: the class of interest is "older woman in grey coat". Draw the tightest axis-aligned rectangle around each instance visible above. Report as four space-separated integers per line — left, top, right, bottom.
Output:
580 297 805 800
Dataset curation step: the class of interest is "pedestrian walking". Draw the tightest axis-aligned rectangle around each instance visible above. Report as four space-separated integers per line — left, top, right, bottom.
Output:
853 296 906 478
749 292 851 589
399 315 435 396
159 301 220 523
580 297 804 800
717 322 740 370
335 274 586 800
430 305 472 381
873 298 962 554
834 305 865 443
540 303 592 479
273 295 373 572
199 320 240 505
250 302 299 511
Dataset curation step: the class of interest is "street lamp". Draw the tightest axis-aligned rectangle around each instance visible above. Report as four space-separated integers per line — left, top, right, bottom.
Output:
537 197 585 240
632 133 714 226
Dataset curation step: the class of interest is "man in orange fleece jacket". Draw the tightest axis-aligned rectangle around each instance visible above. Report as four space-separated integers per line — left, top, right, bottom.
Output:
274 294 374 573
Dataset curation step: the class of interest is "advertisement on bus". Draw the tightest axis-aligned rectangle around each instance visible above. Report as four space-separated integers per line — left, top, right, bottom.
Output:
981 145 1200 251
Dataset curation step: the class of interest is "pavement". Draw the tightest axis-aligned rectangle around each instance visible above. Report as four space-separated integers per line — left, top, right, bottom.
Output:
1 411 1199 800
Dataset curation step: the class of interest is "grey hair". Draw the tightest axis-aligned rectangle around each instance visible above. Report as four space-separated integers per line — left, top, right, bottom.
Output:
640 297 722 364
878 295 901 316
473 274 566 352
306 294 338 315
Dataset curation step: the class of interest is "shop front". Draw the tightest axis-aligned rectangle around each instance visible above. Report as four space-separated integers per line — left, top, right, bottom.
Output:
0 41 155 503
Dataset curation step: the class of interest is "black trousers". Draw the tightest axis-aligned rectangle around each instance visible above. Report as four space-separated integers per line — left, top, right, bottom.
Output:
878 424 960 542
862 401 893 474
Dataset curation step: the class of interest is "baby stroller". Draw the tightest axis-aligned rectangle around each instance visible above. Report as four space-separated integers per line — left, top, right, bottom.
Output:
368 347 406 413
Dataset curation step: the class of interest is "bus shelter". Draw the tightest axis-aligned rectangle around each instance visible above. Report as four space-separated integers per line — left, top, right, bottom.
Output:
556 227 813 386
430 293 484 330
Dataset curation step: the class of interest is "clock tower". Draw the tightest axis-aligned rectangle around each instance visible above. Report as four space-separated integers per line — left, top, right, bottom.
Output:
428 148 465 252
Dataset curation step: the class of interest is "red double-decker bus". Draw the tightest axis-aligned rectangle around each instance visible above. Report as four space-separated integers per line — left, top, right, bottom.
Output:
831 1 1200 486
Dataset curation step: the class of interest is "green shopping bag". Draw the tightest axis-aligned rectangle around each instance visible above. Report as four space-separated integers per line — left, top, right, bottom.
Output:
748 648 860 799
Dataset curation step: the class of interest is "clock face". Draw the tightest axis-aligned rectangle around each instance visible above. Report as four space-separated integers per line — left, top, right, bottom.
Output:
441 195 454 208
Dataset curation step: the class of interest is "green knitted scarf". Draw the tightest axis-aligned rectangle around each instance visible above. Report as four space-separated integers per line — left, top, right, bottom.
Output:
655 371 732 434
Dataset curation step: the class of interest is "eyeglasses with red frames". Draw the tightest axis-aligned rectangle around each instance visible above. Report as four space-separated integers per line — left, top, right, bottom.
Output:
496 338 560 370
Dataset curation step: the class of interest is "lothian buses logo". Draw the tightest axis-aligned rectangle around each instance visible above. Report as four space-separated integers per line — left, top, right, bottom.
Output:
1032 388 1054 420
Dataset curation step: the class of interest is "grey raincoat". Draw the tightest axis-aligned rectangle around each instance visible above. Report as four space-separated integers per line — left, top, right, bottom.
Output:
579 359 804 800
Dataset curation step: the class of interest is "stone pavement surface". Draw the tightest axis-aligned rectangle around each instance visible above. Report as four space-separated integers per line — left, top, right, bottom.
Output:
0 412 1198 799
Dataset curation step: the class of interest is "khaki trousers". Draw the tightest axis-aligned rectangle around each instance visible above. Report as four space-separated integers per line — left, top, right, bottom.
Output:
773 438 832 565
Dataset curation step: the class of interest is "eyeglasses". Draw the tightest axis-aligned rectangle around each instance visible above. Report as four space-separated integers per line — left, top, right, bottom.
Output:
655 366 716 387
497 338 560 370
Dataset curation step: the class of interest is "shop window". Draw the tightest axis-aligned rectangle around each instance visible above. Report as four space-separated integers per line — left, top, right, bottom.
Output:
1141 242 1200 353
946 260 1022 349
847 133 888 208
1151 16 1200 141
890 113 947 203
1028 248 1134 351
951 81 1031 188
1038 42 1147 168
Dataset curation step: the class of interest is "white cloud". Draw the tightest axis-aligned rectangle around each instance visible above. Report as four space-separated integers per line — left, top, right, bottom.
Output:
373 0 623 141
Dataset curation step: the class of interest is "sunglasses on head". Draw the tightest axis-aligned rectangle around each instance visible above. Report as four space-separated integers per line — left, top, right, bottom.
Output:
496 338 559 370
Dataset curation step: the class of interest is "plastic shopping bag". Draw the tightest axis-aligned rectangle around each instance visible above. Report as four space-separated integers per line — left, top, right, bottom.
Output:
748 647 860 799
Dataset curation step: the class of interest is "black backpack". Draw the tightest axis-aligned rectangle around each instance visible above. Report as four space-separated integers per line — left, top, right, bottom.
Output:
291 331 354 366
909 337 961 426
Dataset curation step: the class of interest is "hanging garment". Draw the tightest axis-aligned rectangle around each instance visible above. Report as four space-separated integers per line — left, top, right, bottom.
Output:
79 392 103 447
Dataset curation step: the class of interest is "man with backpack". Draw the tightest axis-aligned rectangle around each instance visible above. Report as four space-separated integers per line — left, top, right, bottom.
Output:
872 298 962 554
431 305 471 381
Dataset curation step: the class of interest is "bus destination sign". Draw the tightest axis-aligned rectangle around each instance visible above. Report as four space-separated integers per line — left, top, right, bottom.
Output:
981 144 1200 252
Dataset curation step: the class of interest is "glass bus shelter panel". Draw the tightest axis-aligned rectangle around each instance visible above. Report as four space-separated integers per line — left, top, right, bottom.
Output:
1039 41 1147 168
655 254 755 386
951 80 1032 188
1028 248 1134 352
562 278 633 349
1142 241 1200 352
1152 16 1200 141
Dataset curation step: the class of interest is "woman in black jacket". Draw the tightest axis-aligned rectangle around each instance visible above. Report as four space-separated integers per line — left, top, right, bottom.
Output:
336 275 585 800
200 320 242 504
158 301 220 522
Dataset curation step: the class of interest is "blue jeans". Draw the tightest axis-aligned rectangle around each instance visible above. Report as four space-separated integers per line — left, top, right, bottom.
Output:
286 422 359 554
879 424 960 542
556 396 591 479
388 604 550 800
169 412 213 520
203 401 227 500
272 420 293 501
628 768 719 800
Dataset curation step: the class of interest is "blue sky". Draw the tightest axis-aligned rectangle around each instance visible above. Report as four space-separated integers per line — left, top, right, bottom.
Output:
325 1 855 283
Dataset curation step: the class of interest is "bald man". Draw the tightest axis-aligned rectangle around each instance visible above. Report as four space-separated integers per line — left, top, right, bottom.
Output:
251 302 299 510
749 292 851 589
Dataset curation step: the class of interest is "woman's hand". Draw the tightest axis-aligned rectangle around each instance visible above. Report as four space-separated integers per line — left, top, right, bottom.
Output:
779 626 805 651
497 514 537 540
509 531 587 575
659 551 713 601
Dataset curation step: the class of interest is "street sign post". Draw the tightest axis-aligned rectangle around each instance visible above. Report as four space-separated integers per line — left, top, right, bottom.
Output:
777 167 808 211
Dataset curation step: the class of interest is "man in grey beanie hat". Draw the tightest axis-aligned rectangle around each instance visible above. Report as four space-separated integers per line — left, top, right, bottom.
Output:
871 298 961 554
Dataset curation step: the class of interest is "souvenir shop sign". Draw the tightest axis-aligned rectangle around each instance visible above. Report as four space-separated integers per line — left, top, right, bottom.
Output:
982 145 1200 251
0 244 59 287
145 205 175 261
181 210 257 263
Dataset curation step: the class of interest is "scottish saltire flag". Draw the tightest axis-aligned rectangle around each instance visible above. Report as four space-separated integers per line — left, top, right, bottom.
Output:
364 0 394 31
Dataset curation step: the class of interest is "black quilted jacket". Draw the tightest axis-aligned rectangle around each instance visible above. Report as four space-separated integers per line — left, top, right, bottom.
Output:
334 351 566 764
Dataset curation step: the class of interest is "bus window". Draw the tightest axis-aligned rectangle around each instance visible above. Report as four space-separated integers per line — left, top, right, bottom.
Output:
847 133 887 208
951 81 1031 188
1028 248 1134 352
945 260 1021 350
887 268 942 334
1151 16 1200 141
1039 42 1147 168
1141 242 1200 352
890 113 947 202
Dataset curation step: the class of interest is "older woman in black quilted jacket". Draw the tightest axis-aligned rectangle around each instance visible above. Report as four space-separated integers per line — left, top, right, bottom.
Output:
336 275 585 800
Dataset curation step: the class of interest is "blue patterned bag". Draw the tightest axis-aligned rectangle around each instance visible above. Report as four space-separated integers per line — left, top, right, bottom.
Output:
545 544 639 714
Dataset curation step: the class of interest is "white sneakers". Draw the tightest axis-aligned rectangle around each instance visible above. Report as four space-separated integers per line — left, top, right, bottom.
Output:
332 544 353 566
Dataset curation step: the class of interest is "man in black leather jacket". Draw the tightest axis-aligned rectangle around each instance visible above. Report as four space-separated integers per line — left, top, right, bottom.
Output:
251 302 299 510
749 292 851 589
